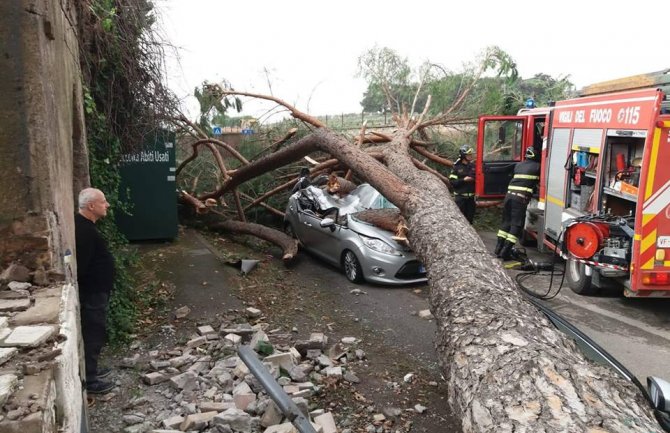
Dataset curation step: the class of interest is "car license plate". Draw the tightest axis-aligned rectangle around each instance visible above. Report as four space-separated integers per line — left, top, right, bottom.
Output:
418 264 425 273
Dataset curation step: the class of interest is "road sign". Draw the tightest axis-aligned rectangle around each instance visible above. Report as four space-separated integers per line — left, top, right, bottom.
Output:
242 128 254 135
212 126 222 135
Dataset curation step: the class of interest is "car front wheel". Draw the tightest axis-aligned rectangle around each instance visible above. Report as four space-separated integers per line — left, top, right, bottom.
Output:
342 250 364 284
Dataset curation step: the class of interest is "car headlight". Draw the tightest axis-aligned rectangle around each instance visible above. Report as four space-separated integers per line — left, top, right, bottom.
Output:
360 234 402 256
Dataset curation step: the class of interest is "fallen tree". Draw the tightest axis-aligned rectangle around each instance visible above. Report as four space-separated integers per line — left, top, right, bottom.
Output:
170 50 662 431
205 96 661 433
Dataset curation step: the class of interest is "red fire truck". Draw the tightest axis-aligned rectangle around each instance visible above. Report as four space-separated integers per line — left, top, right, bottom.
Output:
475 70 670 297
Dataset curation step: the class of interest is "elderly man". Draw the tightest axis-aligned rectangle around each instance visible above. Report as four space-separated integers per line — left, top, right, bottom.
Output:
75 188 115 394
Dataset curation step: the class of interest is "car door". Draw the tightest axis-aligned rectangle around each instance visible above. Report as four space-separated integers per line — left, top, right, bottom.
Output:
476 116 526 198
300 212 344 265
293 209 319 248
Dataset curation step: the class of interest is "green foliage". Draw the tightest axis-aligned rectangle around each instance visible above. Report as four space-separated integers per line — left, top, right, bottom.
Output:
80 0 173 151
84 87 138 343
357 46 419 113
505 73 576 113
194 82 243 132
473 205 503 232
357 45 573 119
78 0 174 343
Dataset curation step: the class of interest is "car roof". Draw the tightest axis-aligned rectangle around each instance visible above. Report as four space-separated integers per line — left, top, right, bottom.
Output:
300 183 395 216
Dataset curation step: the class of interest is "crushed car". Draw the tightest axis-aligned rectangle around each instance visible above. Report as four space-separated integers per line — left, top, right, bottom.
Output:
284 183 427 285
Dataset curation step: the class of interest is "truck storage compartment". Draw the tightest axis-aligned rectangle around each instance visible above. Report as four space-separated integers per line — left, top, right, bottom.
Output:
600 134 644 216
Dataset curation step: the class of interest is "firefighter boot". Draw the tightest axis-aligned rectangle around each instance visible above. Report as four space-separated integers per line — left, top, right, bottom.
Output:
494 237 506 257
498 241 515 261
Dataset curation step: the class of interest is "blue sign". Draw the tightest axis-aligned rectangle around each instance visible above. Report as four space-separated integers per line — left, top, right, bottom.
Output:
242 128 254 135
212 126 222 135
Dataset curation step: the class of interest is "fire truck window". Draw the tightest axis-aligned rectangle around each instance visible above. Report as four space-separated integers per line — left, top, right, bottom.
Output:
483 120 523 161
534 120 545 151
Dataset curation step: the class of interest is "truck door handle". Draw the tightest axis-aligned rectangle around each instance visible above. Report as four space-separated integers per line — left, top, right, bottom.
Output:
303 222 312 227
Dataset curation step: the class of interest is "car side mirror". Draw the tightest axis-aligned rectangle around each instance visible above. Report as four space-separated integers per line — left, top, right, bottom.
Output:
648 376 670 412
320 218 335 229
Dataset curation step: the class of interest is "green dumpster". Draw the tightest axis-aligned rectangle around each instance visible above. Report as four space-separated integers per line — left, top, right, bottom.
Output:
116 129 177 240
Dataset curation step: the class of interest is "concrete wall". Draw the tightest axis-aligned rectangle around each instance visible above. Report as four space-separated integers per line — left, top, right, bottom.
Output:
0 0 87 431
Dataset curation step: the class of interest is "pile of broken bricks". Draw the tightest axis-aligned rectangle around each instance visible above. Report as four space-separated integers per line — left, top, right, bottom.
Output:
0 263 64 428
105 306 427 433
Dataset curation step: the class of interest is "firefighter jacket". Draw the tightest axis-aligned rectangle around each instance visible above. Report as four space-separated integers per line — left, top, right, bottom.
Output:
506 159 540 201
449 159 476 197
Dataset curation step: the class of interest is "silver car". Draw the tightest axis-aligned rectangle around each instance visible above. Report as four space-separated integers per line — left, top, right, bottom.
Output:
284 184 427 285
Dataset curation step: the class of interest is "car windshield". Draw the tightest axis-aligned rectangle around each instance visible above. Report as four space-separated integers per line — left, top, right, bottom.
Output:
297 184 396 216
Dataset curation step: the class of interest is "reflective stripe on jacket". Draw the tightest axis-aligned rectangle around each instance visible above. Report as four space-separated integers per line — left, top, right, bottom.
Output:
506 159 540 200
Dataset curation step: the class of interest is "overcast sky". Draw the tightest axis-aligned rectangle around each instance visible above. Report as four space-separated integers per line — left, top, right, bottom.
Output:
158 0 668 122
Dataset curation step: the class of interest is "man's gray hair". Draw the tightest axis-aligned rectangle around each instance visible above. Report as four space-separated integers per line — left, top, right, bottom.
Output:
78 188 101 209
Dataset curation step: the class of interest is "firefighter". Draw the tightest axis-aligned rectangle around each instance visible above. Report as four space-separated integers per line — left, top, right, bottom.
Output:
449 145 477 224
495 146 541 260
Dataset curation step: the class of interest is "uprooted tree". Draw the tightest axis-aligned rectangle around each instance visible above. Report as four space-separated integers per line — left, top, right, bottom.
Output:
171 47 661 432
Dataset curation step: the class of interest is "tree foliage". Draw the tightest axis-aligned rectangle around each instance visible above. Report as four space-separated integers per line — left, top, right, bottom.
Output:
357 46 414 113
194 81 243 132
76 0 177 342
358 45 573 119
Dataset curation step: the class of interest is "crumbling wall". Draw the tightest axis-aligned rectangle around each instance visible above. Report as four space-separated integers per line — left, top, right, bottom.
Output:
0 0 88 431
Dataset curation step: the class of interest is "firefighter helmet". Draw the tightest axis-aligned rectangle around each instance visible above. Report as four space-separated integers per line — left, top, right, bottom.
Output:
459 145 474 158
525 146 538 160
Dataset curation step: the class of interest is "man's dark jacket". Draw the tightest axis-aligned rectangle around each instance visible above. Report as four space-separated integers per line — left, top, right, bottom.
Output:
74 213 115 301
450 160 476 195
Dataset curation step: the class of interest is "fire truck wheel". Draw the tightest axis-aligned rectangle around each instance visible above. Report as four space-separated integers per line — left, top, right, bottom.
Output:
566 259 597 296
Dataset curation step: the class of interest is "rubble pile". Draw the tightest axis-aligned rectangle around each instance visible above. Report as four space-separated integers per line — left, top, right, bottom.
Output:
108 307 425 433
0 267 65 429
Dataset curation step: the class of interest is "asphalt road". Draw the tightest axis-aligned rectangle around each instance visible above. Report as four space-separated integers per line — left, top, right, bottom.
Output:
287 250 438 369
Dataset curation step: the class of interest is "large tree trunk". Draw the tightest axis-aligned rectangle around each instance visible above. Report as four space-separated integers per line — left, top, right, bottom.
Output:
380 132 660 432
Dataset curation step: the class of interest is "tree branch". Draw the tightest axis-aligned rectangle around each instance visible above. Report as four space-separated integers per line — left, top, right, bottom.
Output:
220 90 326 128
411 144 454 168
406 95 432 137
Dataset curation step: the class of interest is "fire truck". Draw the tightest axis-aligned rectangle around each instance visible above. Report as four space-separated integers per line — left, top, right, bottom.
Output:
475 69 670 297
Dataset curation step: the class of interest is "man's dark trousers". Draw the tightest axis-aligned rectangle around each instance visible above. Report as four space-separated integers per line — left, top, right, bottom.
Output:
455 195 476 224
500 195 528 243
80 291 109 383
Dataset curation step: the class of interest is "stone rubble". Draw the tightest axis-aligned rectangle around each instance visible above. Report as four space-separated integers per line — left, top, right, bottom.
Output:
417 309 434 320
85 306 429 433
0 268 432 432
0 275 67 431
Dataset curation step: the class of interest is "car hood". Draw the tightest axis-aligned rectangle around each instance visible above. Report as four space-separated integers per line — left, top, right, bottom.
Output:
347 213 413 252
